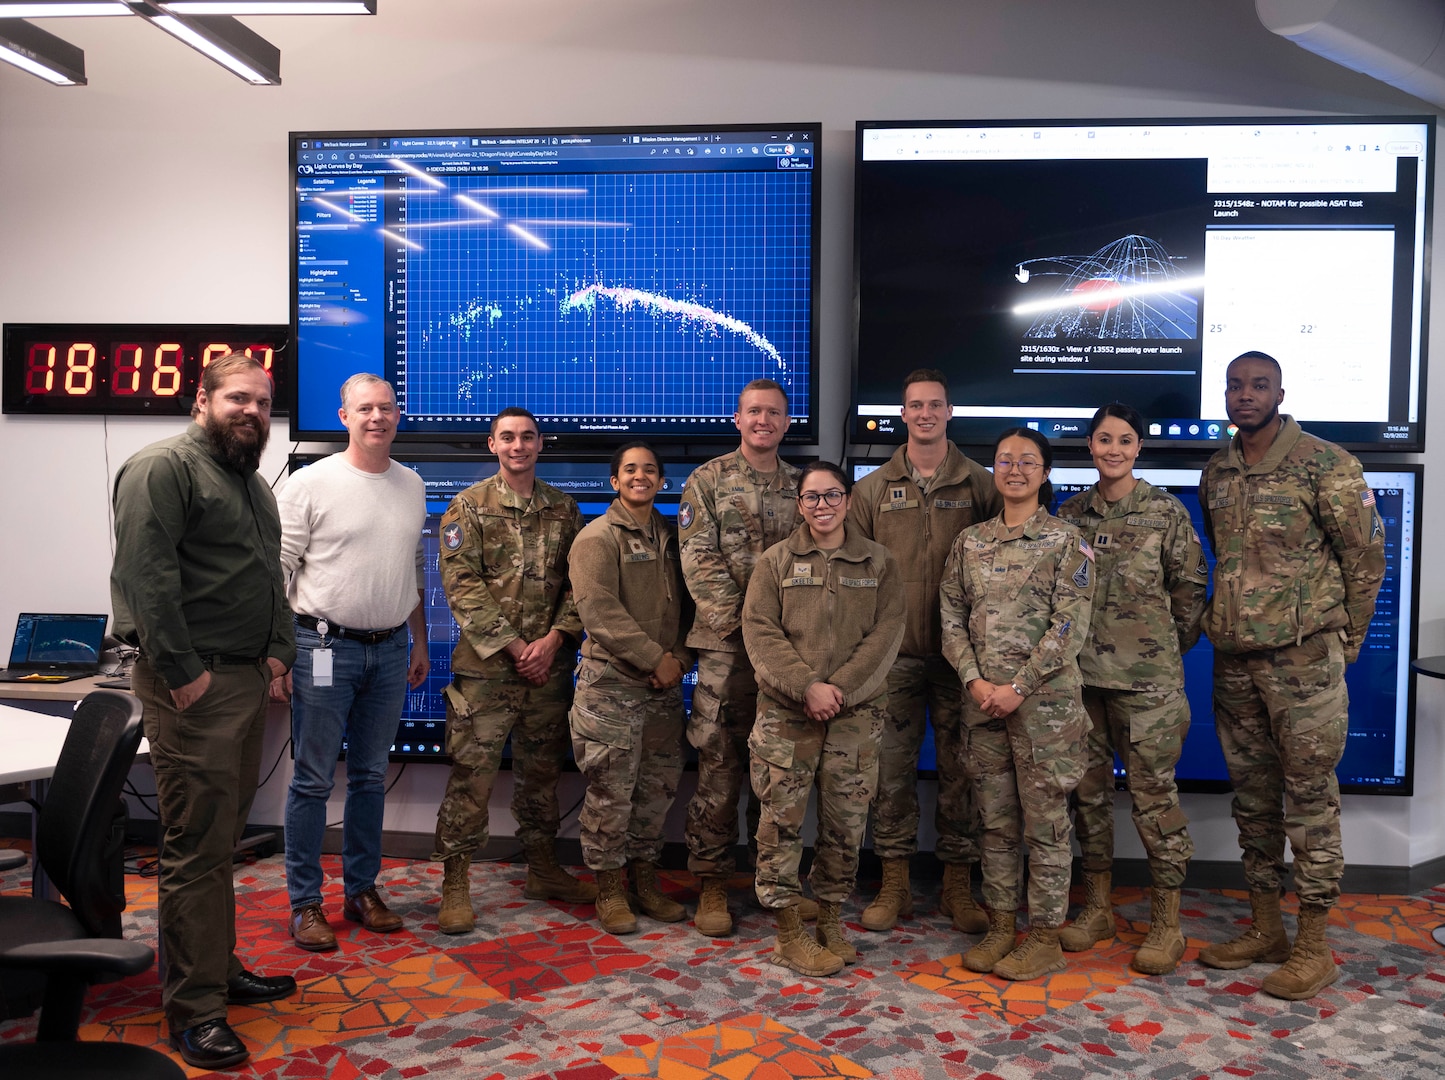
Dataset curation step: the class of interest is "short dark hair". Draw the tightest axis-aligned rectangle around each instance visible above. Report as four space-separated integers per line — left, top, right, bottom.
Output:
797 459 851 495
1228 350 1282 377
902 368 949 403
490 406 539 437
992 426 1054 510
193 353 270 417
1086 401 1145 440
610 440 664 479
737 378 788 410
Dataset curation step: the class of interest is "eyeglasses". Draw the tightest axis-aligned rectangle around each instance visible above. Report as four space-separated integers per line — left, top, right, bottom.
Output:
799 489 846 508
994 457 1043 473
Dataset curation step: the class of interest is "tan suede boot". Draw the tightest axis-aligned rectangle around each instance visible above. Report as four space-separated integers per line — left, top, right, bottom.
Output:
523 842 598 903
437 855 475 935
1058 870 1114 952
1132 887 1186 975
630 860 687 922
993 926 1067 981
938 863 988 933
1261 903 1339 1000
1198 889 1291 969
815 900 857 965
772 905 844 977
860 858 913 931
694 877 733 937
595 867 637 935
962 908 1018 973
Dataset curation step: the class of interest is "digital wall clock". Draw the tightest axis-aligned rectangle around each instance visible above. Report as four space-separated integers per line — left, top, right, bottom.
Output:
2 323 290 416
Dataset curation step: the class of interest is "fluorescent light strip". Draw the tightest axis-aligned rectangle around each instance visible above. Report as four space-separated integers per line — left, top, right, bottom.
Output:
149 13 272 83
1012 275 1206 315
162 1 374 12
454 193 499 219
0 40 77 82
378 227 421 251
0 2 128 14
310 196 364 221
506 223 549 250
387 157 447 189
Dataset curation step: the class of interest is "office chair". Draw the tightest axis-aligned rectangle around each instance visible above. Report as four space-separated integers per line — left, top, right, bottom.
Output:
0 689 180 1076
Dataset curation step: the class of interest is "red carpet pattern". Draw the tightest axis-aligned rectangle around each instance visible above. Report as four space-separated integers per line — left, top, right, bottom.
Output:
4 851 1445 1078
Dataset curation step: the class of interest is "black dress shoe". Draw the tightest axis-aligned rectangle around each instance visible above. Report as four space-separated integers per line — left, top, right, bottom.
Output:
226 968 298 1004
170 1017 249 1069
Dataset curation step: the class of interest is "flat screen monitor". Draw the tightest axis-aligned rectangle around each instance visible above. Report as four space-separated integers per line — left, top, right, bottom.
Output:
851 459 1419 795
852 116 1433 452
290 123 820 444
287 453 706 762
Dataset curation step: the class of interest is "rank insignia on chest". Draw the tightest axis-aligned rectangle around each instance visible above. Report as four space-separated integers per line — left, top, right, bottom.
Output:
891 486 906 502
793 561 812 578
1214 482 1230 501
629 538 647 555
442 523 463 550
1093 532 1112 548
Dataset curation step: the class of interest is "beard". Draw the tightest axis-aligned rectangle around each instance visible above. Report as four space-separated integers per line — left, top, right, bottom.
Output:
203 411 269 473
1228 402 1280 436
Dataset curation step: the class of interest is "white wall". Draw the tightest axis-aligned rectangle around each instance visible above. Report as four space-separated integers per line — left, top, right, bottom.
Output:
2 0 1441 867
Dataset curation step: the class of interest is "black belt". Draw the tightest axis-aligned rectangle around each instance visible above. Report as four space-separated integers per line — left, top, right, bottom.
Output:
296 614 404 645
199 654 265 669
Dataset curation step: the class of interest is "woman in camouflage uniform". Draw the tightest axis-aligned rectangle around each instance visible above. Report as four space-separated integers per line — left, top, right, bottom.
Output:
1055 403 1208 975
940 428 1095 981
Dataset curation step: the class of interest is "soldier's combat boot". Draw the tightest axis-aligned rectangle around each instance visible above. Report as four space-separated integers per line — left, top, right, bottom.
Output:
962 908 1018 973
1198 888 1291 969
595 868 637 935
815 900 857 964
1133 887 1186 975
523 842 598 903
694 877 733 937
437 855 475 935
772 905 844 977
861 857 913 931
938 863 988 933
630 860 687 922
993 926 1067 981
1059 870 1114 952
1261 903 1339 1000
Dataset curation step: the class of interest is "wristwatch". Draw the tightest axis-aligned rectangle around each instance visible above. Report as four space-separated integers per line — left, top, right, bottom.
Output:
1010 682 1026 698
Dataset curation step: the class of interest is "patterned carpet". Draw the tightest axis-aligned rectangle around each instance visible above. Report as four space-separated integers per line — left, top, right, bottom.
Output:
4 850 1445 1078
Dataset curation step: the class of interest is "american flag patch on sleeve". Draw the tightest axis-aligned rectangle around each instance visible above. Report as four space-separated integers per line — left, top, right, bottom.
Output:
1362 489 1376 507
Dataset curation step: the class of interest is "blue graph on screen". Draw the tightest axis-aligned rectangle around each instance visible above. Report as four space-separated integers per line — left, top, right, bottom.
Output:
402 170 813 424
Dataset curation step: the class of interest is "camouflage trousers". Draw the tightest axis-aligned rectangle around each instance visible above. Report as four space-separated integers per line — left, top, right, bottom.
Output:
1073 686 1194 888
964 689 1086 928
570 658 685 871
1213 631 1348 906
684 648 764 877
432 653 574 861
870 654 980 864
749 689 885 909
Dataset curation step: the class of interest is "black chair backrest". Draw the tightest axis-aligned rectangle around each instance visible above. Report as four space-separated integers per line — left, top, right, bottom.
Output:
34 690 144 938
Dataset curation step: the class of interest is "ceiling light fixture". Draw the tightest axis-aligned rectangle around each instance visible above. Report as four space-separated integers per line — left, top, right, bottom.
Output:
0 2 128 15
160 1 375 13
0 17 85 83
137 7 281 83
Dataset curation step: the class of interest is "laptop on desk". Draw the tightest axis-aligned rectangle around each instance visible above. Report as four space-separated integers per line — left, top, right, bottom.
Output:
0 612 108 683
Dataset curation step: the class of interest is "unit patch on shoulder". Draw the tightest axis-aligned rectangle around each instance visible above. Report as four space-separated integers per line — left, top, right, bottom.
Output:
442 522 463 550
678 500 694 530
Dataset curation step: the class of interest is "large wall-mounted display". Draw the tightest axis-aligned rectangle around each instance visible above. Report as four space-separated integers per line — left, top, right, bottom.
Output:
290 123 820 444
852 116 1433 452
852 460 1420 796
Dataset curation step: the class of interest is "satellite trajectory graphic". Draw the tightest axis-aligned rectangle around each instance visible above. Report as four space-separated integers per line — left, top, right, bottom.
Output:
1013 234 1199 340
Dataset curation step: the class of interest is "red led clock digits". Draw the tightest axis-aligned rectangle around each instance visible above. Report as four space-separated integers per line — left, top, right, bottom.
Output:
153 344 182 396
112 344 143 394
24 343 56 393
63 344 96 395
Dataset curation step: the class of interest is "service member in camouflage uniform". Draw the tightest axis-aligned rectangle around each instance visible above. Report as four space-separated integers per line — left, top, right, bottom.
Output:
678 379 805 937
1055 403 1207 975
568 442 696 935
848 369 1000 935
432 408 594 934
940 428 1095 982
1197 352 1384 1000
743 461 905 977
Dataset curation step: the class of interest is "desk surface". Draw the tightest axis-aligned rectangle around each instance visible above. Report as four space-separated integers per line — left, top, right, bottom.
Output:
0 700 148 785
1411 656 1445 680
0 674 116 703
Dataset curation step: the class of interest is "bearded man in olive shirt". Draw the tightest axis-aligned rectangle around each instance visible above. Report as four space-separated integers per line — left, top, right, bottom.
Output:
111 354 297 1072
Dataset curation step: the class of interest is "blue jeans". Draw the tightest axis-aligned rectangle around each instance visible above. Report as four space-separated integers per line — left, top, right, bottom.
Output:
284 622 409 910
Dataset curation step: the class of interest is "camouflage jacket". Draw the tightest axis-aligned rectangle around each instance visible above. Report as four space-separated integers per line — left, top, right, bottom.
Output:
1057 479 1207 692
438 472 584 678
570 501 695 683
940 505 1095 695
678 450 800 652
1199 415 1384 660
743 522 904 710
848 442 1002 659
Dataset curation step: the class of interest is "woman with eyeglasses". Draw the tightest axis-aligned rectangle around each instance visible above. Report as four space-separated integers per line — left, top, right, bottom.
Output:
939 427 1095 980
742 460 904 977
568 442 695 935
1054 403 1207 975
